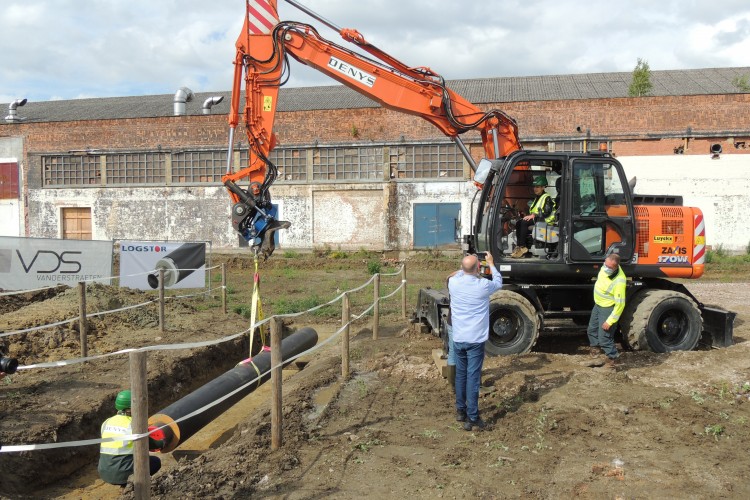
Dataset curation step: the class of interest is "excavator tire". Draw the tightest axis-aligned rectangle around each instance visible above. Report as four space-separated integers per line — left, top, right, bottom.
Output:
621 289 702 353
618 290 650 351
485 291 540 356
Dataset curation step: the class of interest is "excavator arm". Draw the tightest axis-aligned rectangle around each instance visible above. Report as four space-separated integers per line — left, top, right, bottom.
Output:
223 0 521 259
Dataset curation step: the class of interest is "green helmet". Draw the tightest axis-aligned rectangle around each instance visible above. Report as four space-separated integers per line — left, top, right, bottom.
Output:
532 176 548 187
115 390 132 411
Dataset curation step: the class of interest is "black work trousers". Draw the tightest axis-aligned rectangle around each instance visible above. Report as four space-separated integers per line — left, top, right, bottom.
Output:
515 218 535 248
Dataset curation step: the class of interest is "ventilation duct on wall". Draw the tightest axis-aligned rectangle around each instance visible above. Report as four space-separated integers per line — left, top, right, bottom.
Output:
173 87 194 116
5 98 27 123
202 96 224 114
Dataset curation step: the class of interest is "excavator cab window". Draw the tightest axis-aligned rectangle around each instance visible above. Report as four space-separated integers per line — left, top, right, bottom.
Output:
569 161 634 262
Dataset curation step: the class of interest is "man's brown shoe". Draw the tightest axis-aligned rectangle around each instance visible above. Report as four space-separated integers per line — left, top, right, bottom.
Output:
511 246 528 258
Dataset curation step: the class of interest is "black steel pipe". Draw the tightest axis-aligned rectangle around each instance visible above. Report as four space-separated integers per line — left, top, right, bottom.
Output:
148 327 317 452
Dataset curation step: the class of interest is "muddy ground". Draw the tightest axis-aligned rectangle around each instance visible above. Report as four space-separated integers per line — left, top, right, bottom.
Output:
1 254 749 499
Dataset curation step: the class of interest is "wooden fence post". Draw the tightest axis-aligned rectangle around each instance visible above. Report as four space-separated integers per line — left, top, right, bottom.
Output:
221 263 227 315
341 293 350 379
372 274 380 340
129 350 150 499
270 317 282 450
401 263 407 319
78 282 88 358
158 269 165 333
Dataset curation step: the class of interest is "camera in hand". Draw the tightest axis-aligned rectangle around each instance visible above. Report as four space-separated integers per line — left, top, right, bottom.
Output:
0 355 18 375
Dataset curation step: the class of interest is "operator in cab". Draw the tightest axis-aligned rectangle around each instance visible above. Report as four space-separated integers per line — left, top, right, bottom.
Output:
510 175 555 258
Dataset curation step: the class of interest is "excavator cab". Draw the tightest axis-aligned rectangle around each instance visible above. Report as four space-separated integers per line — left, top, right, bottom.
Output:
472 151 636 280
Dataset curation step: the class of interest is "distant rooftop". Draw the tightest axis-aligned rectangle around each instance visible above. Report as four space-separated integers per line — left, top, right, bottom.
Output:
2 67 748 125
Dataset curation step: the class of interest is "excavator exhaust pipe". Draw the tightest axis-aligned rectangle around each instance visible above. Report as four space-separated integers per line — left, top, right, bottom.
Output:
148 327 318 452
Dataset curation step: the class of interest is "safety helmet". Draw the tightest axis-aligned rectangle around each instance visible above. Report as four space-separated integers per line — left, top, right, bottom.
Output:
532 176 548 187
115 390 132 411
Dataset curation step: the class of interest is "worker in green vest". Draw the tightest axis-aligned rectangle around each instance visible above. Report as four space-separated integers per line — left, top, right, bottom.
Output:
98 390 165 487
511 175 555 258
587 253 626 368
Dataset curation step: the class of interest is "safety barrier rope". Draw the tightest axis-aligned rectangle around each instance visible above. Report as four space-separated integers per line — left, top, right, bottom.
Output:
0 272 406 453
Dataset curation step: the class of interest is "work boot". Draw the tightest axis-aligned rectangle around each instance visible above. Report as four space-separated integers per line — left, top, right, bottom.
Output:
463 418 487 431
589 346 601 357
604 357 619 370
511 246 528 259
456 410 467 422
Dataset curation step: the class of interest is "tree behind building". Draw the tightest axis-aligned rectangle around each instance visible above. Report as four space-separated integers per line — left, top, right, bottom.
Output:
628 58 653 97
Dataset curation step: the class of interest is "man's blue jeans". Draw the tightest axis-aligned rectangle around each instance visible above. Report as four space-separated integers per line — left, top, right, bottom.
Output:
446 324 456 366
454 341 485 422
587 304 618 359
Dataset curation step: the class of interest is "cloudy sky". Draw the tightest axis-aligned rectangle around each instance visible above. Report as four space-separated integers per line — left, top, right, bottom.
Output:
2 0 750 103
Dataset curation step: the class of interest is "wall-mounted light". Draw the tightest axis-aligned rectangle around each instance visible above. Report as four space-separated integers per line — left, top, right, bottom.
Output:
734 141 746 149
673 145 684 154
710 143 722 159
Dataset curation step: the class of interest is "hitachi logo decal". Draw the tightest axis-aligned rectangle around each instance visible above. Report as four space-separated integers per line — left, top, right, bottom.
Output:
328 57 376 88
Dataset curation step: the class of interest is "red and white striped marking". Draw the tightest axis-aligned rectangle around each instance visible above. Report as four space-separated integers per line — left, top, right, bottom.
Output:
246 0 278 35
693 213 706 264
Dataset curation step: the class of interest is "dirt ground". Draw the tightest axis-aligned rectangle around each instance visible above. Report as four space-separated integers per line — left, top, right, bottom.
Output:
1 254 749 499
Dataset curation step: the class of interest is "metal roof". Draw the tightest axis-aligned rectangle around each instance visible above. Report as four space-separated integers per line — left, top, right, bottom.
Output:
2 67 749 125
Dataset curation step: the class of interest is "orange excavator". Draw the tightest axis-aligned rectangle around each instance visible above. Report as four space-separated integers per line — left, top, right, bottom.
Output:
222 0 520 259
223 0 734 353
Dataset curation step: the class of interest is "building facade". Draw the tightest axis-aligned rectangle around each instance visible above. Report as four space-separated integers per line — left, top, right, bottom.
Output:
1 67 749 251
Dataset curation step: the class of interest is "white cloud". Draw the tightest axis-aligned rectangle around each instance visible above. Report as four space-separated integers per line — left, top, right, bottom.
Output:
1 0 749 103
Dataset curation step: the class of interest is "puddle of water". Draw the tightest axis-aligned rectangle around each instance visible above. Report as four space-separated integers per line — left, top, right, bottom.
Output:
309 383 340 420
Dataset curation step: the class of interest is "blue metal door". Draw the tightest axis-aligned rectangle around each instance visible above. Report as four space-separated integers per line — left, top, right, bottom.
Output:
413 203 461 248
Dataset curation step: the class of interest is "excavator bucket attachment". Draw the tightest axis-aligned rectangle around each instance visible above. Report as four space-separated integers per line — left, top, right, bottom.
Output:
256 219 291 261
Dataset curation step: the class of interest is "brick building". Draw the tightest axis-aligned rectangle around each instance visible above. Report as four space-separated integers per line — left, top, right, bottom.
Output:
1 66 749 251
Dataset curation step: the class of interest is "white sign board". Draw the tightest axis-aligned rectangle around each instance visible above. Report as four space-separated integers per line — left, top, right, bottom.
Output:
119 241 206 290
0 236 113 290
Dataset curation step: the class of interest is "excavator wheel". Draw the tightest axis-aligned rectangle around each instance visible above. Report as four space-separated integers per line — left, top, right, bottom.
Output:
485 291 540 356
621 290 702 352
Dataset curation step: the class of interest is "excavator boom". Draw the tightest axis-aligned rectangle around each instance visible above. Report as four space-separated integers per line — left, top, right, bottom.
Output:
223 0 521 258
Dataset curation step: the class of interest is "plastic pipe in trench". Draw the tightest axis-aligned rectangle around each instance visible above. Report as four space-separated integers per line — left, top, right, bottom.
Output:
148 327 318 452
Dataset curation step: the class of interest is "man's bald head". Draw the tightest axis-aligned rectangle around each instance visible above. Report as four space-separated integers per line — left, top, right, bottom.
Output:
461 255 479 274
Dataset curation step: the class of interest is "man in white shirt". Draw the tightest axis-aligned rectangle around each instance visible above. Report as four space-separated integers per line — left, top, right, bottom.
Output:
448 252 503 431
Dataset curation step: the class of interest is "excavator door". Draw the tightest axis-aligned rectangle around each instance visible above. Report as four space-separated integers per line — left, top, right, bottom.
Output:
566 158 635 262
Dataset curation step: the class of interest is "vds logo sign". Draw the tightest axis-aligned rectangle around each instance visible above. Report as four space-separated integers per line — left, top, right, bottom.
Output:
16 250 82 274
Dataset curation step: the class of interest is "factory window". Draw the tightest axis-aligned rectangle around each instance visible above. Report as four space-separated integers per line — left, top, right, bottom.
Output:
389 144 464 179
270 148 307 181
312 147 382 180
238 148 309 182
43 155 101 186
550 141 611 153
172 150 227 183
106 153 166 184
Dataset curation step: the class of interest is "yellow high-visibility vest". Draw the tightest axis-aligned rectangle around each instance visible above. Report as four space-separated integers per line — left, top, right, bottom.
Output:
593 266 627 325
100 414 134 456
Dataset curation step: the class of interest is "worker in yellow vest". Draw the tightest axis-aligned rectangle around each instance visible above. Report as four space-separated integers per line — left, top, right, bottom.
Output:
511 175 555 258
98 390 164 487
587 253 626 368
